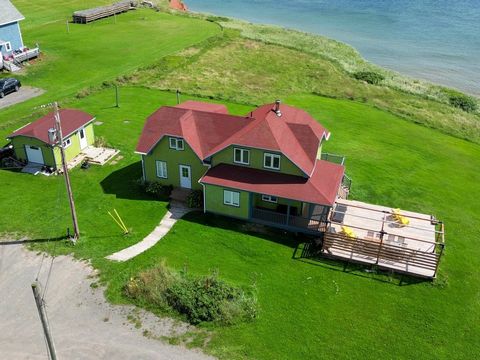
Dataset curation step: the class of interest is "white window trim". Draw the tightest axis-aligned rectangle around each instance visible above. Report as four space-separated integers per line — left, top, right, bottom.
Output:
223 190 240 207
264 153 281 170
63 138 72 149
234 147 250 165
156 160 168 179
262 195 278 203
5 42 12 52
169 137 184 151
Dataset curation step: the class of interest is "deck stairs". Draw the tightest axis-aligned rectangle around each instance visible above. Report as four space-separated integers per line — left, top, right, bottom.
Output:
4 61 21 72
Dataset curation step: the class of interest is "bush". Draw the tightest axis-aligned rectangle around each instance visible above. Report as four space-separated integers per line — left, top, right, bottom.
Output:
448 93 478 113
144 181 173 199
186 190 203 208
125 263 257 325
353 71 385 85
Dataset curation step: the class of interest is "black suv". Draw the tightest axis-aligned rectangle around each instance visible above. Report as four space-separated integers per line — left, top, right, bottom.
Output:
0 78 21 98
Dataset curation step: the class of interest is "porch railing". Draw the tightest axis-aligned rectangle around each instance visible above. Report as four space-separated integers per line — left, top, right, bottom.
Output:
251 208 327 233
321 152 346 165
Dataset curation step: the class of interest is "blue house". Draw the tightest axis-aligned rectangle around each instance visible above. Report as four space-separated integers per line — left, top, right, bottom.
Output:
0 0 25 57
0 0 39 71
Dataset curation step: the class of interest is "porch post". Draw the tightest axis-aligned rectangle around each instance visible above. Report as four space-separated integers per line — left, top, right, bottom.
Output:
286 204 291 226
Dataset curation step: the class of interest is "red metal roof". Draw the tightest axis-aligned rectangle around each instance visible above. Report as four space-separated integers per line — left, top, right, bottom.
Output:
136 101 330 176
175 100 228 114
7 109 95 145
200 160 344 206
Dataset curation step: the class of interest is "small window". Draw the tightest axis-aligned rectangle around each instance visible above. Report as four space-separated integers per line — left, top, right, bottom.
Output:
5 42 12 52
264 153 281 170
156 161 168 178
169 137 184 151
234 148 250 165
63 138 72 148
223 190 240 207
261 195 277 203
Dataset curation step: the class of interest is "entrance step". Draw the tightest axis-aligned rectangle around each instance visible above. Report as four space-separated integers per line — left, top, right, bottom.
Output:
170 187 190 203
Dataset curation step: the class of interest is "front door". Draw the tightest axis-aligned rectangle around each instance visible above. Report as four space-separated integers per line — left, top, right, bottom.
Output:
179 165 192 189
78 127 88 150
25 145 44 165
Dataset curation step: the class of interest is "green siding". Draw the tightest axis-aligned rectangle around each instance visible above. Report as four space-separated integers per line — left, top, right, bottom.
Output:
143 136 208 190
11 123 95 169
10 137 56 167
211 145 305 177
204 184 250 219
52 123 95 168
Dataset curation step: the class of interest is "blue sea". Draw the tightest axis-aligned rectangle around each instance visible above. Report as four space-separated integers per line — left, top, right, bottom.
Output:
186 0 480 96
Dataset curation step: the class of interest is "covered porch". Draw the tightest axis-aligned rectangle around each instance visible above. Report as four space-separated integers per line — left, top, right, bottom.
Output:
250 194 330 234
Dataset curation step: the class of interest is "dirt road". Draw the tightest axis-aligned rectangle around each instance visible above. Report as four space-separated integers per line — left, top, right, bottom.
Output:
0 242 214 359
0 87 45 110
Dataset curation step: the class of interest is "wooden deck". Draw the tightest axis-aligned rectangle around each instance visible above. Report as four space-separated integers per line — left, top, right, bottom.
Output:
72 1 133 24
322 199 445 278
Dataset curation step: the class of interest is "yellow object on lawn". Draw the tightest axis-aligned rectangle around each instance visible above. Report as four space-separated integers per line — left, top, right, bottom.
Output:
341 225 356 238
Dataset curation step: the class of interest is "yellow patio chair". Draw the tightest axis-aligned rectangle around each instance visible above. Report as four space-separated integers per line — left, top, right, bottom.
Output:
340 225 356 238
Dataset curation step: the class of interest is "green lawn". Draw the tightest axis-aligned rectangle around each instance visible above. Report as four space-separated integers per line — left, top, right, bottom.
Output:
1 86 477 359
0 1 219 132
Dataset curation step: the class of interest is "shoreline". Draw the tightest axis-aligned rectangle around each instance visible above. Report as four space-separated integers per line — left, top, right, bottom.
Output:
183 1 479 98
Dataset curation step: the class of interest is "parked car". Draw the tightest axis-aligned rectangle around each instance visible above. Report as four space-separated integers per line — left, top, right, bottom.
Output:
0 78 21 98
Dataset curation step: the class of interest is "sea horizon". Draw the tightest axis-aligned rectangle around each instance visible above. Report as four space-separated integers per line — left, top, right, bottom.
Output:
186 0 480 97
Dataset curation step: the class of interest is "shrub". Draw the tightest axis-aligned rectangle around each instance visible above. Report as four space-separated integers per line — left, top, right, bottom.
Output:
186 190 203 208
125 263 257 325
353 71 385 85
144 181 173 199
448 93 478 113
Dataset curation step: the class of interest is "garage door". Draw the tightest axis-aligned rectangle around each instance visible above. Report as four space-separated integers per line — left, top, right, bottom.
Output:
25 145 45 165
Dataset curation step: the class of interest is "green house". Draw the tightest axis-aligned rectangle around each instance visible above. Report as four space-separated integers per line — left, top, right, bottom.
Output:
7 109 95 170
136 100 347 235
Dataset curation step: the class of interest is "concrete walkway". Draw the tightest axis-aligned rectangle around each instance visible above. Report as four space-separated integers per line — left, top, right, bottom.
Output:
106 201 190 262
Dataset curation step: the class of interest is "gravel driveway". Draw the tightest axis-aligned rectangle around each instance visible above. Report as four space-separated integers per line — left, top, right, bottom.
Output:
0 86 45 110
0 241 214 360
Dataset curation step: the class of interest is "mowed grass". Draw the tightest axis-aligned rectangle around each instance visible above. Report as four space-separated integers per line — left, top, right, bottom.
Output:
1 86 478 359
0 2 219 132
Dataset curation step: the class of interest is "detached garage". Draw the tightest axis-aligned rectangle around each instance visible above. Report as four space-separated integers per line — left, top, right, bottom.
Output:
7 109 95 170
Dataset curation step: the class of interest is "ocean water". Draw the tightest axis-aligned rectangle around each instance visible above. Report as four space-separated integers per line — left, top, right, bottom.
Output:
186 0 480 96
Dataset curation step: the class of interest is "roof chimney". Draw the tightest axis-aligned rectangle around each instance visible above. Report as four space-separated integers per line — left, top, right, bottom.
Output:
274 99 282 117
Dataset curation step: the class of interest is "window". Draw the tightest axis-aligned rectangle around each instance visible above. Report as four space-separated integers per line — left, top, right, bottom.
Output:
223 190 240 207
261 195 278 203
169 137 184 151
5 42 12 52
156 161 168 178
63 138 72 148
234 148 250 165
264 153 281 170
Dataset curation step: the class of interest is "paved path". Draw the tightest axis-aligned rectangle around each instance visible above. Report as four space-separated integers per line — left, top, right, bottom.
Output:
0 86 45 110
107 201 190 262
0 241 213 360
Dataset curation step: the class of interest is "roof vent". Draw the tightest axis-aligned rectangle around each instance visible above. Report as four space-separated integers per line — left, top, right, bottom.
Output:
274 99 282 117
48 128 57 143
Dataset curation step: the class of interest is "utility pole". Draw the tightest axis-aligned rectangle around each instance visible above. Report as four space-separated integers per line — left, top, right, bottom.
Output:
31 282 57 360
53 102 80 242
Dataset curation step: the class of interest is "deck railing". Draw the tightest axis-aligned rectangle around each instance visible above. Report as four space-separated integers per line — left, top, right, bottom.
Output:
321 152 346 165
251 208 327 233
321 231 442 278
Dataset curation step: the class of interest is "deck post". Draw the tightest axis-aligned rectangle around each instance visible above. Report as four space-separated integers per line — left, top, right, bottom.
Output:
433 243 445 278
375 213 387 265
